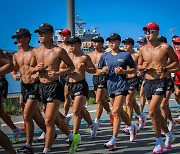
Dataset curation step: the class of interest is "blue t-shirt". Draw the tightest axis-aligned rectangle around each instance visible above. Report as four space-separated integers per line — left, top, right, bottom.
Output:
98 50 136 94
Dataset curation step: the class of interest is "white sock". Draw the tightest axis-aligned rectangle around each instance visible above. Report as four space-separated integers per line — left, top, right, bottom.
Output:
43 148 51 154
95 118 99 123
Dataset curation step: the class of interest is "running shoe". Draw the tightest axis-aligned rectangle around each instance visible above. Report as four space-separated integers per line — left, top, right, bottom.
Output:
168 120 176 132
153 144 164 154
90 122 98 138
122 125 129 134
37 132 45 141
21 123 26 132
12 127 22 143
164 133 175 151
138 114 147 129
110 115 114 126
174 116 180 124
65 138 73 145
104 137 116 150
129 124 138 141
17 146 33 154
69 133 81 154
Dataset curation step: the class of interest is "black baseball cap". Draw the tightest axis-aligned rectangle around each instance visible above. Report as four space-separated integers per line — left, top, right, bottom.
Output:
122 38 134 45
137 36 147 43
34 23 54 33
66 36 81 44
106 33 121 41
158 36 167 43
91 36 104 43
12 28 31 39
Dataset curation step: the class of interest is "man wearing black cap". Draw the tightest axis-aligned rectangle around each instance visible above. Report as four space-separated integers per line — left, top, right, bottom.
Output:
11 28 47 153
139 22 178 153
88 36 112 127
66 36 98 154
0 48 17 154
99 33 137 149
122 38 146 130
33 23 75 154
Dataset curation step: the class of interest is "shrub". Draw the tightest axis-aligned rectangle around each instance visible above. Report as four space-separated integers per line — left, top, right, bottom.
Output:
86 97 96 105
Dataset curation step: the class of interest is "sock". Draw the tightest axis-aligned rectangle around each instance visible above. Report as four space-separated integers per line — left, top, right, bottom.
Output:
67 133 73 141
90 122 94 128
156 137 162 145
95 118 99 123
43 148 51 154
111 136 116 141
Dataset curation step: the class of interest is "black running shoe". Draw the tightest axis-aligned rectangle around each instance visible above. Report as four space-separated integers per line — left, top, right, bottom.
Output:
17 146 33 154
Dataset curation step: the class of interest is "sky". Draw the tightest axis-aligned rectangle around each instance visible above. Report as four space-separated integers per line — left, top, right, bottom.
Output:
1 0 180 93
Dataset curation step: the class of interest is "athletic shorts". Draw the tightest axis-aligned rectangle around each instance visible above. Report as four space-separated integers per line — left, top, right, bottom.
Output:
59 74 69 86
93 74 107 91
144 78 167 100
68 79 89 100
166 78 174 92
127 76 139 91
39 80 65 104
0 78 8 99
109 90 129 98
21 81 40 102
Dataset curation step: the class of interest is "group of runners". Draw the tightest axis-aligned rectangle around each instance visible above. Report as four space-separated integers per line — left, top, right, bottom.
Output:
0 21 179 154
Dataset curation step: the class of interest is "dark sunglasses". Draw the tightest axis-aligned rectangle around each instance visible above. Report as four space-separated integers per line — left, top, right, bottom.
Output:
174 42 180 45
144 29 157 35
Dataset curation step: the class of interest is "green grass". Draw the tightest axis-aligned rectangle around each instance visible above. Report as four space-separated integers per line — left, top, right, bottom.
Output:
86 97 96 105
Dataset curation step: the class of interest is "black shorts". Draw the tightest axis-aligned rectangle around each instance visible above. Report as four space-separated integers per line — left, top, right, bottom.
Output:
93 74 107 91
39 80 65 104
21 81 40 102
109 91 129 98
127 76 139 91
59 74 69 86
138 75 145 85
166 78 174 92
0 78 8 99
144 78 167 100
68 79 89 100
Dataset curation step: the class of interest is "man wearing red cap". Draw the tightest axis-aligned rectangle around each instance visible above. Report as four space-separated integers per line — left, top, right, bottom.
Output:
173 37 180 124
138 22 178 153
58 29 72 122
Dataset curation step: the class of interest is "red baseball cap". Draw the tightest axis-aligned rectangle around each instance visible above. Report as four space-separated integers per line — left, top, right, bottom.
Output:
59 29 71 36
173 36 180 43
143 22 159 31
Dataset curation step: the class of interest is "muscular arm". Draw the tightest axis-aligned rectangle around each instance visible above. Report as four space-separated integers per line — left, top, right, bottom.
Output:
11 53 21 80
84 55 96 74
0 50 14 76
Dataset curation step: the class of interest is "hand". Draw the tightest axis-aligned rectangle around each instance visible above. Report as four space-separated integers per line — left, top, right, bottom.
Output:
114 67 124 74
48 70 58 77
100 66 109 74
14 74 21 81
78 63 86 71
137 70 143 77
31 73 39 80
36 61 47 71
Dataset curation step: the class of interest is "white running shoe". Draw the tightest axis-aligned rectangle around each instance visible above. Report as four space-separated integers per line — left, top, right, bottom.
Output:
104 137 116 150
153 144 164 154
37 132 46 141
139 114 147 129
168 120 176 132
165 132 175 151
12 127 22 143
129 124 138 141
90 122 98 138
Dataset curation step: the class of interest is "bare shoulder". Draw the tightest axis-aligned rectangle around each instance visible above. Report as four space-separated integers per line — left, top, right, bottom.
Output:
88 51 95 57
54 46 66 54
161 43 173 51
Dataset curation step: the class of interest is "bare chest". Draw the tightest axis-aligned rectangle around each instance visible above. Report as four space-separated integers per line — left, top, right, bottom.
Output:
16 52 32 67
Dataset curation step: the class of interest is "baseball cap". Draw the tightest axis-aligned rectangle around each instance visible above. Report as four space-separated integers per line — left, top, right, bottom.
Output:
158 36 167 43
137 36 147 43
173 36 180 43
66 36 81 44
91 36 104 43
12 28 31 39
59 29 71 36
34 23 54 33
143 22 160 31
106 33 121 41
122 38 134 45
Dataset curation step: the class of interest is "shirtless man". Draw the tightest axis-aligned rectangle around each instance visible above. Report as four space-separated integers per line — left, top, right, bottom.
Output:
172 36 180 124
0 50 22 144
66 36 98 154
58 29 72 121
100 33 137 150
33 23 75 154
11 28 47 153
138 22 178 153
0 49 17 154
88 36 112 127
123 38 146 130
137 36 147 114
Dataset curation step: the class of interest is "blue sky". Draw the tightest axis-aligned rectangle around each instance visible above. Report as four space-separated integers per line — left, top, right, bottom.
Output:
1 0 180 93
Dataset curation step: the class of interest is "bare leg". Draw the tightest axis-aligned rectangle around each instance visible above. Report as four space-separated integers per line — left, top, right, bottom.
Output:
64 84 71 115
140 81 146 113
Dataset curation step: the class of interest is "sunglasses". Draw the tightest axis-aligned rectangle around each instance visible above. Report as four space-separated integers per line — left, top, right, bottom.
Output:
144 29 157 35
174 42 180 45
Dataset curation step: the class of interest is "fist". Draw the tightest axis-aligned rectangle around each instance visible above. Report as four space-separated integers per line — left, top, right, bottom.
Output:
14 74 21 81
78 63 86 71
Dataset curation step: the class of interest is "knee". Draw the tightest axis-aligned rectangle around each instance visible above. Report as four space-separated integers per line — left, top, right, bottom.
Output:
45 118 54 126
148 109 155 118
23 113 33 122
112 108 120 117
72 109 81 116
126 101 133 107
